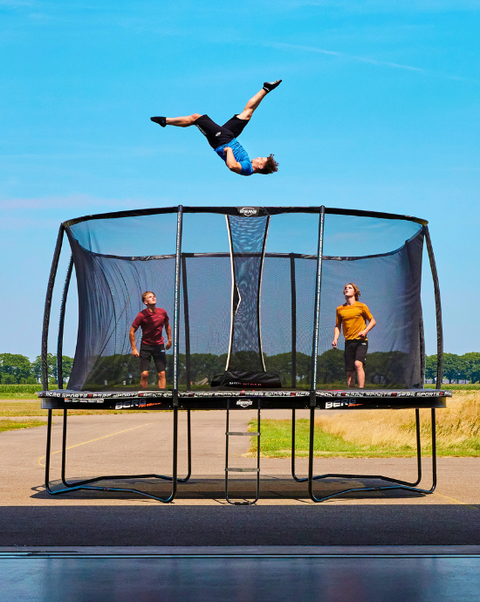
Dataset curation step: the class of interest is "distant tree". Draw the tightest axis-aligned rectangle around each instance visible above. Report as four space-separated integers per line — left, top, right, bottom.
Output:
425 355 437 381
0 353 33 384
462 352 480 383
32 353 74 385
442 353 466 382
317 349 344 385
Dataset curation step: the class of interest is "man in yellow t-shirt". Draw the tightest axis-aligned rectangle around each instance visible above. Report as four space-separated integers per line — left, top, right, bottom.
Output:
332 283 376 388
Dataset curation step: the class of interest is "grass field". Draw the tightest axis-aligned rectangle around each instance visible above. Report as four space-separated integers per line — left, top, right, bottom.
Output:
2 387 480 457
0 400 155 432
0 384 44 399
250 390 480 458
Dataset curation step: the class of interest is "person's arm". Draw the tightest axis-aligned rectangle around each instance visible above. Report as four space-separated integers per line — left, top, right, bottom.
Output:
129 326 140 357
358 316 376 339
165 321 172 350
223 147 242 173
332 313 342 348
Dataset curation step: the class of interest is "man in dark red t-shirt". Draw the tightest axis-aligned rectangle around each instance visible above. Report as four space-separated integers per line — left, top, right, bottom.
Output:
129 291 172 389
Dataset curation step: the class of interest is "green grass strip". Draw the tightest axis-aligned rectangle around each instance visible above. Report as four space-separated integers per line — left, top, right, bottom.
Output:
250 418 480 458
0 419 48 433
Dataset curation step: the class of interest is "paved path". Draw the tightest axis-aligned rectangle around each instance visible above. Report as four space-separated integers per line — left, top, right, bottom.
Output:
1 410 480 546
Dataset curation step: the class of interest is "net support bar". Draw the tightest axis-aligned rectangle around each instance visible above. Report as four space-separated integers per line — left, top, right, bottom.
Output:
310 206 326 401
424 226 444 387
42 225 65 391
56 254 73 390
173 205 184 402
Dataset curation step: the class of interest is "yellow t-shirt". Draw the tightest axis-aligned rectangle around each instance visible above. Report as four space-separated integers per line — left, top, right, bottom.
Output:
335 301 373 340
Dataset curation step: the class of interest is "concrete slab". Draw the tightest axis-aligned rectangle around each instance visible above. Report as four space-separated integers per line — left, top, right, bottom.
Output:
1 410 480 546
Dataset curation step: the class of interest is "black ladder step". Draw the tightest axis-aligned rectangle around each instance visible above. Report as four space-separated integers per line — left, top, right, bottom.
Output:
226 468 260 473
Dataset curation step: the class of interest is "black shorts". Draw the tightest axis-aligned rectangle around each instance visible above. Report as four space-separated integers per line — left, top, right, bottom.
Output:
139 343 166 373
193 114 249 149
344 339 368 372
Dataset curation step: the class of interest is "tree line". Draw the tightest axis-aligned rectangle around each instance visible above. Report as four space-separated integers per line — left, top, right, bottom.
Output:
0 353 73 385
1 351 479 386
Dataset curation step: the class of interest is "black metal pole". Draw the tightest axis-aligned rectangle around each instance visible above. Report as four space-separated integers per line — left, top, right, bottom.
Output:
311 207 326 395
173 206 184 401
181 254 191 390
57 254 73 390
308 207 326 500
290 254 297 389
42 225 65 391
424 226 443 388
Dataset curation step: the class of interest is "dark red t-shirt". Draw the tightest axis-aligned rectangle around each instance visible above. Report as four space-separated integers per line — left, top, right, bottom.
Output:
132 308 169 346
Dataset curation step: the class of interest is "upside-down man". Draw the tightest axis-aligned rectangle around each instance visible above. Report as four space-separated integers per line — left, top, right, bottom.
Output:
150 80 282 176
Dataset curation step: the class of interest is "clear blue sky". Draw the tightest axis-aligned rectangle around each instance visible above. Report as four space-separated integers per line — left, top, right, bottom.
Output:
1 0 479 360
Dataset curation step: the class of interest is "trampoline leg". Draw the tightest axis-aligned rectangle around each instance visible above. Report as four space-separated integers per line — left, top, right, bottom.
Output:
44 409 55 495
413 408 422 487
291 408 307 482
308 406 316 501
61 409 68 487
178 408 192 483
307 406 438 503
430 408 438 492
43 407 180 503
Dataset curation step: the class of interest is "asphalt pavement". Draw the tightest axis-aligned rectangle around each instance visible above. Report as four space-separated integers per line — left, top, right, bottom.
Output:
1 409 480 547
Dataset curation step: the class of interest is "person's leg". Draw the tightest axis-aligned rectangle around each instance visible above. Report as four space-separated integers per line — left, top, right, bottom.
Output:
153 346 167 389
346 370 356 388
236 80 282 121
139 344 152 388
150 114 202 127
344 341 356 388
165 114 202 127
354 341 368 388
140 370 149 388
354 361 365 388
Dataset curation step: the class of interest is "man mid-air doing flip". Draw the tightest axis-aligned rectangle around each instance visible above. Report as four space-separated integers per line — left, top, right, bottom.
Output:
150 80 282 176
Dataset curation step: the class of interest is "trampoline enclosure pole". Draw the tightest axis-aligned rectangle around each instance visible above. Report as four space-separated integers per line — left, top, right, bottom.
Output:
173 206 184 401
181 254 191 390
424 226 443 387
42 225 65 391
56 254 73 390
311 207 326 395
290 254 297 389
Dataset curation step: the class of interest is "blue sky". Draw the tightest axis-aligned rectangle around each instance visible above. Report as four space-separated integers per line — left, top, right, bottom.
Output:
1 0 479 359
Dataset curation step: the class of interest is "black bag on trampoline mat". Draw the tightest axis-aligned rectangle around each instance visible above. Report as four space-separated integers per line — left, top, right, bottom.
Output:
211 371 282 389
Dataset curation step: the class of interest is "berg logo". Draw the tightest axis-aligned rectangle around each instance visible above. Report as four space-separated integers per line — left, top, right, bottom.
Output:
325 401 352 409
236 399 253 408
238 207 259 217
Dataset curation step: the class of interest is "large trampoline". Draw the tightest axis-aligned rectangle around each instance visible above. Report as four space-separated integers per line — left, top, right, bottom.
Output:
39 205 451 503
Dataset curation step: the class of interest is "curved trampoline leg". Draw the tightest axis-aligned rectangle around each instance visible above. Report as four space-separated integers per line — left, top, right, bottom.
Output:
308 407 438 503
45 407 180 503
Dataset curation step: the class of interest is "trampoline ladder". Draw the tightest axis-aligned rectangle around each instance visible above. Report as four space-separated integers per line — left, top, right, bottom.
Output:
225 401 260 505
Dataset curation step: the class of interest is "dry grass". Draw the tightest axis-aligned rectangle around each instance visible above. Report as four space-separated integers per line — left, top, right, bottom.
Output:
314 391 480 454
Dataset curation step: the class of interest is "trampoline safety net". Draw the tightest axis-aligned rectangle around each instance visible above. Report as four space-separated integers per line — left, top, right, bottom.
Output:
55 206 431 391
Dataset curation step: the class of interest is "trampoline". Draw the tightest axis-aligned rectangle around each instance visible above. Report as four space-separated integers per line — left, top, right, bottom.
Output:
39 205 451 503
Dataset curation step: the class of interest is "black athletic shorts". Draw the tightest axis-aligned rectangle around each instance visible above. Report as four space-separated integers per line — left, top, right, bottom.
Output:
193 114 249 149
139 343 166 373
344 339 368 372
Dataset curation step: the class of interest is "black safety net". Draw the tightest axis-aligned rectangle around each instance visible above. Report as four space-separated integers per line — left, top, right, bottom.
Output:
59 207 428 391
